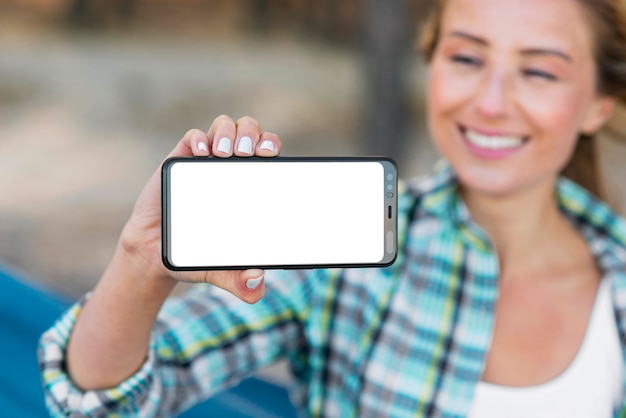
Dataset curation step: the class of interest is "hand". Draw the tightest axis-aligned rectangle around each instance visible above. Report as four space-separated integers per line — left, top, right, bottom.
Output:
119 115 282 303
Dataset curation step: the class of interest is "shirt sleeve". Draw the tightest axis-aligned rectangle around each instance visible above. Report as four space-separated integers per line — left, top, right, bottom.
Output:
38 293 161 417
38 268 321 417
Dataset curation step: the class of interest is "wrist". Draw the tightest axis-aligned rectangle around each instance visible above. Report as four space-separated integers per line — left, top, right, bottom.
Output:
67 239 175 390
113 232 177 299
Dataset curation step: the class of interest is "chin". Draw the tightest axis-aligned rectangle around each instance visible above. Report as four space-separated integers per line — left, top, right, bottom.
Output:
454 164 531 197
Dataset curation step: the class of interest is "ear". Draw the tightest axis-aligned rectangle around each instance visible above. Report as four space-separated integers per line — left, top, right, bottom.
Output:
581 95 615 135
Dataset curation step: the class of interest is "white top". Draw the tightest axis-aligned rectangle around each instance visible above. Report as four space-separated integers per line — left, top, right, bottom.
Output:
468 278 623 418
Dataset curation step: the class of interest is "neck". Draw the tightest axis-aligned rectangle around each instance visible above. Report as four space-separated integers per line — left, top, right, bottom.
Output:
460 178 570 275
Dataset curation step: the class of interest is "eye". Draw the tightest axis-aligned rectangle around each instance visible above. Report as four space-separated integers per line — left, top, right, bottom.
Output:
450 54 482 67
522 68 557 81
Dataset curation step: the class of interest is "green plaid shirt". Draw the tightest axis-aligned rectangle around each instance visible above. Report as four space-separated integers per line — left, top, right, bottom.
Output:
39 161 626 417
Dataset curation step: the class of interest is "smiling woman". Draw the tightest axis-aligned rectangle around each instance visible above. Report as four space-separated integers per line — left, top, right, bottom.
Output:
417 0 626 416
422 0 616 198
420 0 626 200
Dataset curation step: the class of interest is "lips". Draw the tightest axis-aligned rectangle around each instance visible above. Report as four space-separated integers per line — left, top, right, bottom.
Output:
465 129 524 149
459 125 528 158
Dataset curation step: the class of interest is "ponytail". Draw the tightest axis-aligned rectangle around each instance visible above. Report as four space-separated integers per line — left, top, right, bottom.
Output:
561 135 605 199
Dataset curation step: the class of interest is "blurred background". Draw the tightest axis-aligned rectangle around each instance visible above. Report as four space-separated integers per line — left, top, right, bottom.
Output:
0 0 440 299
1 0 626 302
2 2 626 416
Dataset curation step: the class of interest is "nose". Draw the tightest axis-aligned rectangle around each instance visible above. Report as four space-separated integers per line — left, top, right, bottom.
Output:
476 73 510 119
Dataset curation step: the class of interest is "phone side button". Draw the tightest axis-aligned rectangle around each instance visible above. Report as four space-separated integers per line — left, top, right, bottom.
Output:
386 231 395 254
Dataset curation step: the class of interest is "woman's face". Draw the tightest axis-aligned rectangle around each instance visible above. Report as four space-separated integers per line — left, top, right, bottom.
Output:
427 0 613 196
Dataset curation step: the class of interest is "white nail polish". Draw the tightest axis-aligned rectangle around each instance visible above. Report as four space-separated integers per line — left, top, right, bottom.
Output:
259 140 275 152
238 136 253 155
217 137 231 154
246 275 264 290
197 142 208 152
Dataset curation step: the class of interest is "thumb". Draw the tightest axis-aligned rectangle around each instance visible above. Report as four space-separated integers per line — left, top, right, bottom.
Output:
204 269 266 304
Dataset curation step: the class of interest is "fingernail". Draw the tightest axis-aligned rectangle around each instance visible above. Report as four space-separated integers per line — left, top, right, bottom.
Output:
246 274 264 290
259 140 275 152
237 136 253 155
217 137 231 154
197 142 208 152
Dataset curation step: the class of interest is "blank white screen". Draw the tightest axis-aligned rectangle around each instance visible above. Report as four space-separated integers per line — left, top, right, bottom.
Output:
168 161 384 268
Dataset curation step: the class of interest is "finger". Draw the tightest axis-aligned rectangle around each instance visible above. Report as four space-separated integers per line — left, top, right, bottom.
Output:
183 128 210 157
234 116 262 157
255 132 282 157
208 115 236 157
205 269 266 304
162 129 210 161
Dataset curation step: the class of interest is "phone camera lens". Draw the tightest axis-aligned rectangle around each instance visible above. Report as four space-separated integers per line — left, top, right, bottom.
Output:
386 192 394 198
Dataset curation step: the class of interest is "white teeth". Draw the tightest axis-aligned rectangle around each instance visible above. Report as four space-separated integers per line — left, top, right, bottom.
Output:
465 129 524 149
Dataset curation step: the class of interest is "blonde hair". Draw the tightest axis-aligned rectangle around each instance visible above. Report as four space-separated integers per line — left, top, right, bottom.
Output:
418 0 626 200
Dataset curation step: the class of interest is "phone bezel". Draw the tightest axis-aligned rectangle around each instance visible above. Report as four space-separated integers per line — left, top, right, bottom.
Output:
161 156 398 271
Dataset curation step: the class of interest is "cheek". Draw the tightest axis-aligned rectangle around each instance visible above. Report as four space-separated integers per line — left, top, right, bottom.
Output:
520 78 593 138
518 87 588 160
427 63 476 142
525 94 580 134
427 69 448 130
427 60 479 114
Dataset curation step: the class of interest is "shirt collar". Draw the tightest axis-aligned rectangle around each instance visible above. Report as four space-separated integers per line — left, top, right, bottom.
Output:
557 178 626 274
414 160 493 252
411 159 626 267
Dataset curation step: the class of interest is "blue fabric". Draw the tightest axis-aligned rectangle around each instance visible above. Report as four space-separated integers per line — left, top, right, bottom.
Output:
0 263 295 417
0 263 71 418
181 377 296 418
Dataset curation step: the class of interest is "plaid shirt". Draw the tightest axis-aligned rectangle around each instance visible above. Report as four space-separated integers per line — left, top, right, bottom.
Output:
39 161 626 417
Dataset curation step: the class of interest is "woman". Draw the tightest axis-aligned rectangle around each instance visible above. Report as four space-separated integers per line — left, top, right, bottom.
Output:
39 0 626 416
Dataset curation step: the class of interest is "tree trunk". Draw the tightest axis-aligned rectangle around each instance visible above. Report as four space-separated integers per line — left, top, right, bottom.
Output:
361 0 412 162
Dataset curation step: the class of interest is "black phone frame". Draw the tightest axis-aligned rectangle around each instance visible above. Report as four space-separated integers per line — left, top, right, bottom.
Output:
161 156 398 271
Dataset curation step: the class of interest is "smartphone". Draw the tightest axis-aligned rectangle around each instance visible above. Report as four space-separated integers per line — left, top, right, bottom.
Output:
162 156 397 270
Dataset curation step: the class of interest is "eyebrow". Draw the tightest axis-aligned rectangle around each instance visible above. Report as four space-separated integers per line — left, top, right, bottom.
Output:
447 30 573 63
519 48 572 63
448 30 487 46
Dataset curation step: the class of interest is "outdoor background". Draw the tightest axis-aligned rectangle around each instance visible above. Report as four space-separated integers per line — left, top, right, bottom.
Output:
0 0 438 299
1 0 625 302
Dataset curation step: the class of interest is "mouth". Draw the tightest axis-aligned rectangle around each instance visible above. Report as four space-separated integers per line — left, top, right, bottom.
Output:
459 125 528 157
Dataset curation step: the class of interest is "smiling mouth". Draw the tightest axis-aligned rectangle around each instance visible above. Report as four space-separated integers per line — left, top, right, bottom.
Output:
460 125 528 150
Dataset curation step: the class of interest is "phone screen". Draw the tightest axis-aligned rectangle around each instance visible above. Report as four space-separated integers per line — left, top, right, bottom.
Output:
162 157 397 270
